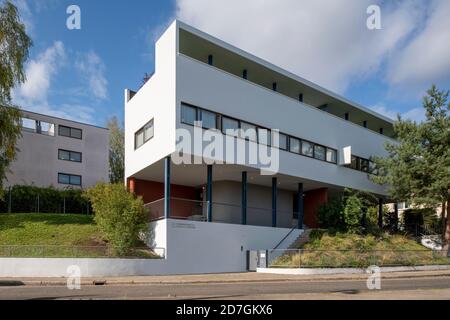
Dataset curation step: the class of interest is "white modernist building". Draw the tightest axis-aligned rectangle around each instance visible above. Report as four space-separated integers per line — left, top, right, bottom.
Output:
124 21 397 274
5 109 109 189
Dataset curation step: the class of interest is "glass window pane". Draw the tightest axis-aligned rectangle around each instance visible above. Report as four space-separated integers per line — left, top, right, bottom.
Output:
314 145 326 161
326 148 337 163
59 150 70 161
275 133 287 150
181 104 196 125
70 175 81 186
222 117 239 136
257 128 271 145
241 122 257 141
135 131 144 148
289 137 300 154
360 159 369 172
200 110 217 129
71 128 82 139
280 133 287 150
58 174 70 184
301 141 313 157
22 118 36 132
369 161 378 175
144 120 154 141
59 126 71 137
70 152 82 162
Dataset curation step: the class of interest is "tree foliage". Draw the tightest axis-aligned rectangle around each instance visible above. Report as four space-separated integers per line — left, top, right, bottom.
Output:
371 85 450 245
107 116 125 184
84 183 148 255
0 1 32 198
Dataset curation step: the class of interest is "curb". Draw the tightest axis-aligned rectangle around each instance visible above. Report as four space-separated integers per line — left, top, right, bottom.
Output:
257 265 450 276
4 268 450 287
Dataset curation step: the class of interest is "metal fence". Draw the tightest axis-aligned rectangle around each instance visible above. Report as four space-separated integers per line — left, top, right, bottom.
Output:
266 249 450 268
0 245 165 259
144 197 301 229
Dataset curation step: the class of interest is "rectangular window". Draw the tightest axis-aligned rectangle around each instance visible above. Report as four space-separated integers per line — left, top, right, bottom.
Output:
181 103 197 126
257 128 271 145
241 122 257 142
59 125 82 139
135 119 154 149
277 133 288 150
326 148 337 163
222 116 239 136
350 156 360 170
58 149 82 163
289 137 300 154
301 141 314 157
58 173 82 186
200 109 217 129
360 159 369 172
314 145 326 161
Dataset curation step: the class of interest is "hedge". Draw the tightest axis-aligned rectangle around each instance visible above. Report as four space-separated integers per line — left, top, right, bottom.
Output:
0 185 91 214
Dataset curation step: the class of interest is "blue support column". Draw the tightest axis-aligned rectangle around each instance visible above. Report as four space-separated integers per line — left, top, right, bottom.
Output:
241 171 247 225
297 183 304 229
207 165 213 222
272 177 277 227
164 156 171 219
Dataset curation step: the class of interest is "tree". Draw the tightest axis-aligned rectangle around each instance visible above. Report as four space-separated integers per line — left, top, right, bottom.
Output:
107 116 125 184
84 183 148 255
372 85 450 252
0 1 32 198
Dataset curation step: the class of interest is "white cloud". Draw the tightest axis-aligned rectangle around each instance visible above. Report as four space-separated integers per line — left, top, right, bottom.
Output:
387 0 450 91
177 0 427 93
16 41 65 103
176 0 449 95
12 42 96 124
75 51 108 100
370 104 425 123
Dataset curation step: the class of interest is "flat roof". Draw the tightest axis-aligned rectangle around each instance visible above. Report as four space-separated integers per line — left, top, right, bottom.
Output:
21 108 109 130
176 20 394 125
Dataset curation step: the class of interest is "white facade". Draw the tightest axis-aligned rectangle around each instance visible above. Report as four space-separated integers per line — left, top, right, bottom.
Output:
122 21 398 274
5 110 109 189
125 20 394 197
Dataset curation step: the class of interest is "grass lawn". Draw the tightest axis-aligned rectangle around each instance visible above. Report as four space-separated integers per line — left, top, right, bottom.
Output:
0 213 158 258
271 231 450 268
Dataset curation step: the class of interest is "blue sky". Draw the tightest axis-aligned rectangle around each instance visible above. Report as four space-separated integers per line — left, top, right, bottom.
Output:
10 0 450 127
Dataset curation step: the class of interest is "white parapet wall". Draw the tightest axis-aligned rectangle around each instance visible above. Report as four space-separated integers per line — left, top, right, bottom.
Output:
0 219 302 277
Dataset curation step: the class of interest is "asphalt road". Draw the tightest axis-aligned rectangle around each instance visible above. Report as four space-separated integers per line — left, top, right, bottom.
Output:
0 276 449 300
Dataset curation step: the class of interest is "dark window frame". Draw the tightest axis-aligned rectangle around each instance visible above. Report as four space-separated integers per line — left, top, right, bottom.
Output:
58 125 82 140
58 173 82 186
58 149 82 163
179 101 339 166
134 118 154 150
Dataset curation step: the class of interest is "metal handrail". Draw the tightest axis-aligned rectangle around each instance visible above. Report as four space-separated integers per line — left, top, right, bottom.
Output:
271 226 298 252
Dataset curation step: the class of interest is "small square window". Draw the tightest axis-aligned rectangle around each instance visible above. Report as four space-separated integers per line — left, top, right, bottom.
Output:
70 175 81 186
58 173 70 185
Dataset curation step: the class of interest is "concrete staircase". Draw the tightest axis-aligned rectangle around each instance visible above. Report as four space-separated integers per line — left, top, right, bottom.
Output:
287 229 313 249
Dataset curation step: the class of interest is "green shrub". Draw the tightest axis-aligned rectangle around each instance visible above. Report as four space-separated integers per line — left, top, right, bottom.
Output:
84 183 148 256
343 195 363 232
318 198 344 230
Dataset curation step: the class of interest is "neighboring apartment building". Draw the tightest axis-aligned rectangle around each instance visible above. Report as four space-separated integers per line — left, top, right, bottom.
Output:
123 21 397 274
5 109 109 189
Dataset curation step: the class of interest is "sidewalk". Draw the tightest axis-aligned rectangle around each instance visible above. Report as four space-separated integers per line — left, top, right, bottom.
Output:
2 269 450 287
